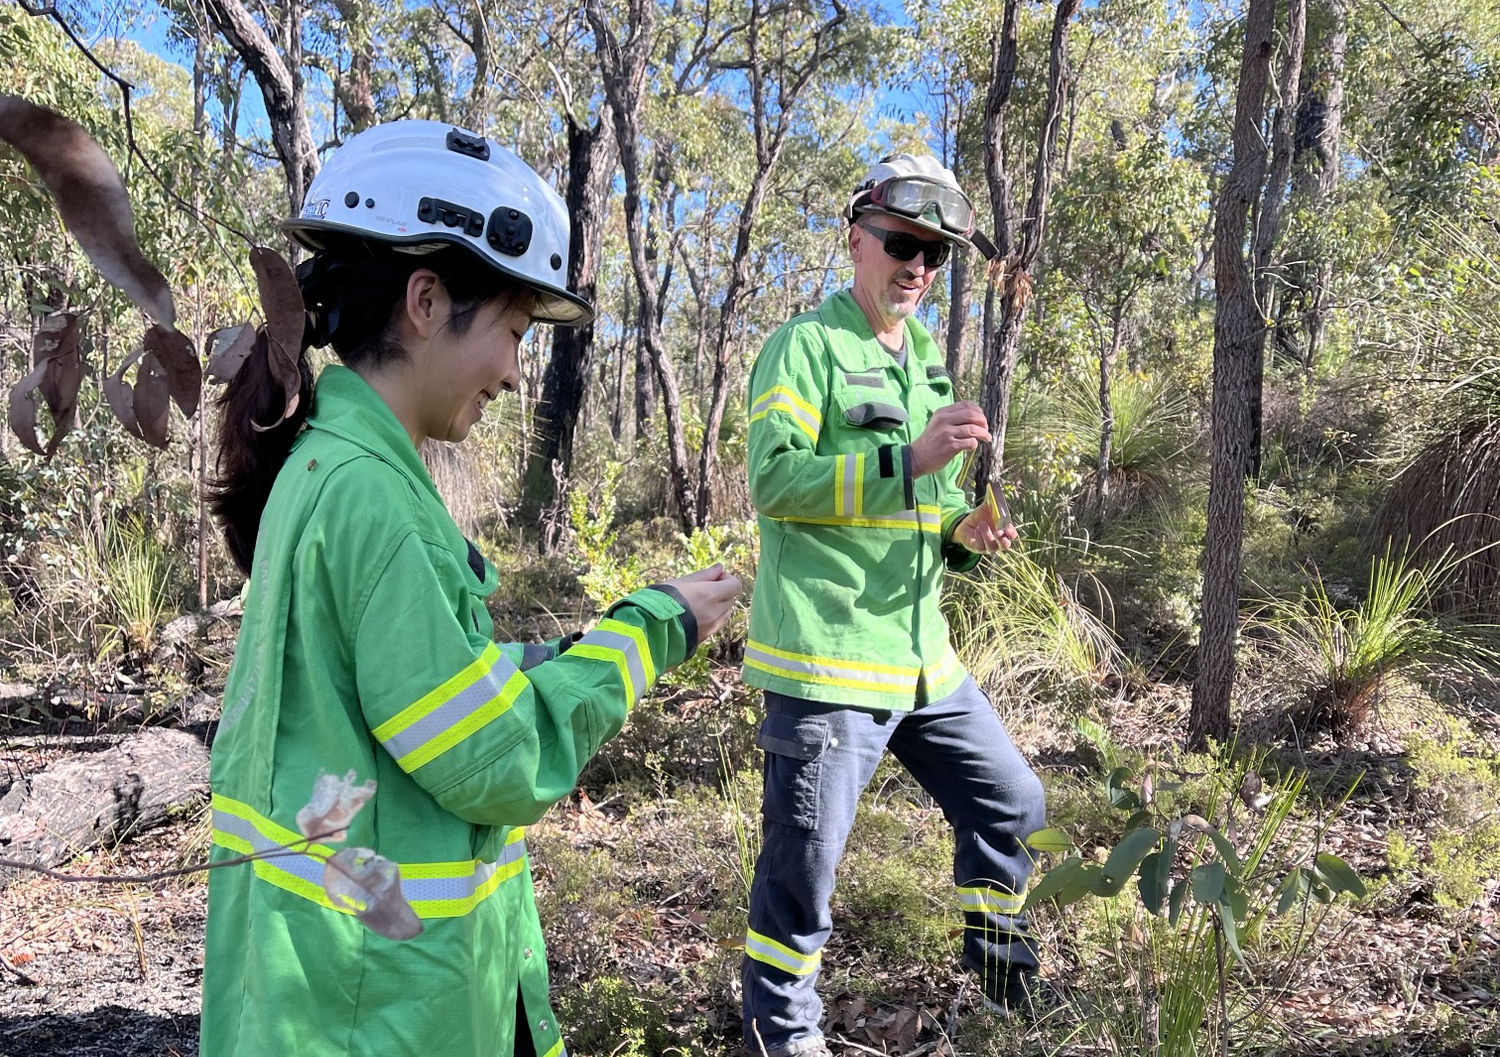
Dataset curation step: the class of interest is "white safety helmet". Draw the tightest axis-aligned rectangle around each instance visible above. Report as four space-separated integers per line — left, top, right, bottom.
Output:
284 120 591 326
845 153 977 248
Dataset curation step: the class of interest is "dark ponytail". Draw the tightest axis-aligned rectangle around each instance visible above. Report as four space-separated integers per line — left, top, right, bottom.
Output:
209 241 530 577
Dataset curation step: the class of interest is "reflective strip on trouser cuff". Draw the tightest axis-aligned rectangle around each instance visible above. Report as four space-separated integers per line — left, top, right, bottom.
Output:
744 640 919 695
958 885 1026 916
771 504 941 533
745 928 822 976
566 617 655 707
372 642 527 772
211 794 526 918
751 386 821 442
834 452 866 517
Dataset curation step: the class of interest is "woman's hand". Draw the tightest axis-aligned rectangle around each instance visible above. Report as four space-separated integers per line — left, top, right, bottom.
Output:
665 564 743 643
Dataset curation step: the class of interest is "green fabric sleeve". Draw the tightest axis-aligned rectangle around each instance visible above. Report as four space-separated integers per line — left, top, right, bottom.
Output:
748 325 914 519
353 535 687 827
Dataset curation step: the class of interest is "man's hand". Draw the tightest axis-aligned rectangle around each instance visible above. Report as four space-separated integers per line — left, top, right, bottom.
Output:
664 564 743 642
911 401 992 478
952 500 1019 554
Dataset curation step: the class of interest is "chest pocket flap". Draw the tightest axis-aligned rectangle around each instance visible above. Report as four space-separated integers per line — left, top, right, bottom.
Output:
844 401 909 430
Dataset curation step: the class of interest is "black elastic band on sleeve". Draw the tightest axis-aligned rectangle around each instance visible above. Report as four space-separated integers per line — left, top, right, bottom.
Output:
647 583 699 657
901 445 915 508
879 444 895 479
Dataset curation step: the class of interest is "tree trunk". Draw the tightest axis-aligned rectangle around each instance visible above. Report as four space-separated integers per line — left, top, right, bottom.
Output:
587 0 697 531
1247 0 1308 481
203 0 319 218
1190 0 1278 752
977 0 1081 484
946 249 973 376
1097 312 1123 499
521 108 617 537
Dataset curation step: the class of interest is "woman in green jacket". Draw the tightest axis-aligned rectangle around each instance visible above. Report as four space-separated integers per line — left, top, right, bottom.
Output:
201 120 740 1057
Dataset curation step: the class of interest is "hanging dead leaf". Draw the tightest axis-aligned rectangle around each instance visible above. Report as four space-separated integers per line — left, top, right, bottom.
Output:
134 351 170 448
9 359 51 456
144 324 201 417
0 96 175 326
8 314 83 456
205 324 256 384
104 347 146 439
249 248 306 428
297 770 377 843
322 847 423 941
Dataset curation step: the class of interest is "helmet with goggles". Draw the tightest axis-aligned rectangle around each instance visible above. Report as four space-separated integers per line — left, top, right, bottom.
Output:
845 153 976 248
283 120 592 326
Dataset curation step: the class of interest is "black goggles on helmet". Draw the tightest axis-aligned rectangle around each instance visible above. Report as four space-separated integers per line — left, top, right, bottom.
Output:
863 175 976 238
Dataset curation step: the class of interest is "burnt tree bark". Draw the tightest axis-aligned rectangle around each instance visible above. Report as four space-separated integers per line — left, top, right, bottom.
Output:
521 105 617 541
1190 0 1279 751
975 0 1082 486
0 728 209 889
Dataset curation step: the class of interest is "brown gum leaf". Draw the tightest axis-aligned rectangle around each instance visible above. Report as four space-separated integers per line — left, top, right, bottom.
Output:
296 771 377 843
249 327 303 432
8 360 50 456
247 249 305 429
0 96 176 327
144 324 202 418
205 323 256 384
248 247 305 352
104 347 146 438
134 351 170 448
42 351 83 458
33 314 80 412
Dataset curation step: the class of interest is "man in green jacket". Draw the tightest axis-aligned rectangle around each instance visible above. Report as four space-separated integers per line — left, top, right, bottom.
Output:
741 154 1047 1057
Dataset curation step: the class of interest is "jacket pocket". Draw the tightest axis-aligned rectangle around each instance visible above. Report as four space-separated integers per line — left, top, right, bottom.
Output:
757 711 829 831
842 400 910 431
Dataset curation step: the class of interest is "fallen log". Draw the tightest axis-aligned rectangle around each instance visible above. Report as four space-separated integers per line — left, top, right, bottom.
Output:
0 727 209 888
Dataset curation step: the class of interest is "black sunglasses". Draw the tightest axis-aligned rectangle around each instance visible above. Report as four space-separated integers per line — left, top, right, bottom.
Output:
858 223 951 268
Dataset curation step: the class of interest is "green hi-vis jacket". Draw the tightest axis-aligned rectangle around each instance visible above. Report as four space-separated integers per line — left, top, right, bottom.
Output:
202 367 691 1057
742 290 980 712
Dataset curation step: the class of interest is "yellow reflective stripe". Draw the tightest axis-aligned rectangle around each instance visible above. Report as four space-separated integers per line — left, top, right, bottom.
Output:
403 668 528 773
751 386 822 442
752 385 820 420
771 503 942 533
603 617 656 685
747 640 919 677
210 795 528 920
568 618 654 710
927 647 963 690
539 1039 565 1057
854 451 866 515
745 928 822 976
958 885 1026 915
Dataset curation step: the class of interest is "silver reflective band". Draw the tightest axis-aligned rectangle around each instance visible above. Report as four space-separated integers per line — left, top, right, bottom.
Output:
575 627 647 702
379 653 521 761
751 389 820 436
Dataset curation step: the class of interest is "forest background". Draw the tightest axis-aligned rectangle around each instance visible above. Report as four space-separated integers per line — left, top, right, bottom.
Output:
0 0 1497 1054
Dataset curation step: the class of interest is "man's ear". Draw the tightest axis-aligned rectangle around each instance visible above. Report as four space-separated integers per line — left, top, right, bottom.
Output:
404 269 447 340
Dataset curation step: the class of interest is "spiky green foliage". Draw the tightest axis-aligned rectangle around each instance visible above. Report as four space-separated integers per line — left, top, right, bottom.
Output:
1253 543 1500 734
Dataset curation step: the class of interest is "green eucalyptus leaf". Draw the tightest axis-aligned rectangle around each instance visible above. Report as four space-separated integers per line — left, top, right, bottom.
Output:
1026 827 1075 854
1102 826 1162 885
1313 853 1368 898
1168 877 1190 925
1106 767 1141 811
1191 861 1226 904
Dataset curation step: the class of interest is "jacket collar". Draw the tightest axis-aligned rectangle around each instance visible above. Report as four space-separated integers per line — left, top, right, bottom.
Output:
818 290 941 373
303 365 443 507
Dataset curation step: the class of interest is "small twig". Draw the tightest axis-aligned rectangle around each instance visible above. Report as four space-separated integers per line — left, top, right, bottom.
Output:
0 950 38 986
0 828 346 885
16 0 257 252
749 1018 770 1057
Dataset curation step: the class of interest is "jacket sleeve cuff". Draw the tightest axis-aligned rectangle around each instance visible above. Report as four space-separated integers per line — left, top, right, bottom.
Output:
646 583 698 657
942 507 984 573
605 586 692 669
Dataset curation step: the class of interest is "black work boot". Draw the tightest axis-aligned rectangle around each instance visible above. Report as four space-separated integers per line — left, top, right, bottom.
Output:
979 970 1061 1020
